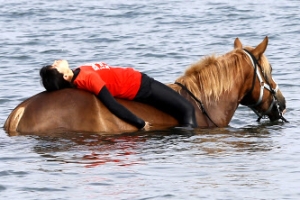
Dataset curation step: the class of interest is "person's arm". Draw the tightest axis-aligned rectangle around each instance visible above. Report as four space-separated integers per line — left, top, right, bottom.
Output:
96 86 146 129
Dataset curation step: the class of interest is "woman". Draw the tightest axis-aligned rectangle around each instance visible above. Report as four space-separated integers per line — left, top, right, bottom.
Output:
40 60 197 130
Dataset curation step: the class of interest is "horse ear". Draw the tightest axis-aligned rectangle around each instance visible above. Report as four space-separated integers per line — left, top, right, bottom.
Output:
234 38 243 49
252 36 268 58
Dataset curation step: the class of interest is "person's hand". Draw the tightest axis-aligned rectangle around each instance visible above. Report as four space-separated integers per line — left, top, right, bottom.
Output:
141 121 152 131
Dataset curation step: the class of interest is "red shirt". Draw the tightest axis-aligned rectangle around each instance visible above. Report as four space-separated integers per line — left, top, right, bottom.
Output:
73 62 142 100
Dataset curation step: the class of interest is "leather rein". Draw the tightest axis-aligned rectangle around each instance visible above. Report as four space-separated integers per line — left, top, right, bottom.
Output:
174 82 219 127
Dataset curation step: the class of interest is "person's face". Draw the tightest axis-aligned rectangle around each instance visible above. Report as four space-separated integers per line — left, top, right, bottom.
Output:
52 59 70 74
52 59 73 82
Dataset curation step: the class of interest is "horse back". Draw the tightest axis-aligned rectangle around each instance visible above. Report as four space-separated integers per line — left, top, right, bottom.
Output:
4 89 177 135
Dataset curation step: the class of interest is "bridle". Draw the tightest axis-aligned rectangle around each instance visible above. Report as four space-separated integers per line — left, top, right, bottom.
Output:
243 49 288 122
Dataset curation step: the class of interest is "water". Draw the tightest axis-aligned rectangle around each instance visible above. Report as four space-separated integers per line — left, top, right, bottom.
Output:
1 0 300 199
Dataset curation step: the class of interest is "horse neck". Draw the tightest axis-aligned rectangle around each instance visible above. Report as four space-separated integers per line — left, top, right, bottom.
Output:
176 83 240 128
174 61 252 128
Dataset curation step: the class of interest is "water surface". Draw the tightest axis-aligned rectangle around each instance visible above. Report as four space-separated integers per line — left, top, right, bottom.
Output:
1 0 300 199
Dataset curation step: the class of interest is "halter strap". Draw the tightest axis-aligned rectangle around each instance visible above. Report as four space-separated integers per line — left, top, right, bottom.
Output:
243 49 258 96
243 49 288 122
243 49 279 107
174 82 218 127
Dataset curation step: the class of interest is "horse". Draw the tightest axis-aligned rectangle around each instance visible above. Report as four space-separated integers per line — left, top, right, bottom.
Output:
4 37 287 136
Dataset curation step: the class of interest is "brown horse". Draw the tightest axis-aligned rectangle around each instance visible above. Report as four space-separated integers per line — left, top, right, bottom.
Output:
4 37 287 136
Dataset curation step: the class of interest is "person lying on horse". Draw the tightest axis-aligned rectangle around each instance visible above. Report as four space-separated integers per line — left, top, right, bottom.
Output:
39 60 197 130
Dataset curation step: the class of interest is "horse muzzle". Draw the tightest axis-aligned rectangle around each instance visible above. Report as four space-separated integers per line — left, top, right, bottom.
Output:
266 95 288 122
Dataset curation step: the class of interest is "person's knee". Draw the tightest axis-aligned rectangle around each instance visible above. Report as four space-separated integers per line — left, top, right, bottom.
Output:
182 100 195 115
180 103 197 127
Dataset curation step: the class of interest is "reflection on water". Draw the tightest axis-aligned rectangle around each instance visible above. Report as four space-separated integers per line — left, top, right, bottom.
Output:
30 126 275 168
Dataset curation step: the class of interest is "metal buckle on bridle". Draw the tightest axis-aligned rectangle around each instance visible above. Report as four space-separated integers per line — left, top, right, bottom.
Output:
243 49 288 123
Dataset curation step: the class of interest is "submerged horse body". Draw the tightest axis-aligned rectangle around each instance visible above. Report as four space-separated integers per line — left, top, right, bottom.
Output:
4 37 287 135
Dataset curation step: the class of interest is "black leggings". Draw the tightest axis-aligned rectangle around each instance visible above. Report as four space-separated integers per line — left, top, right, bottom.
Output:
134 74 197 128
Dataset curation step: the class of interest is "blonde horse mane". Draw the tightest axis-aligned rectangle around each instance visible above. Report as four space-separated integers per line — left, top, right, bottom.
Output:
174 47 271 103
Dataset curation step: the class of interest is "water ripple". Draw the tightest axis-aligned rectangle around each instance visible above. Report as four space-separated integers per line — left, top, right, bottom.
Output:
0 0 300 199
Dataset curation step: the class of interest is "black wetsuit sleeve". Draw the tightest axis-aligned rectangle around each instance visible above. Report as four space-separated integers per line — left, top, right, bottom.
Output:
96 86 145 129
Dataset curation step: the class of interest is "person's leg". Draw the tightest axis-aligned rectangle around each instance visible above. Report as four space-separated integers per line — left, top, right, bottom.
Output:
136 76 197 127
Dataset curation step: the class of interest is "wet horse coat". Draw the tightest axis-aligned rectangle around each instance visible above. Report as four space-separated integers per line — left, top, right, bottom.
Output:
4 37 287 135
5 89 178 135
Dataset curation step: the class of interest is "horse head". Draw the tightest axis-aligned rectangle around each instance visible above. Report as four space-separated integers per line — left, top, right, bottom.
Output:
234 36 287 122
